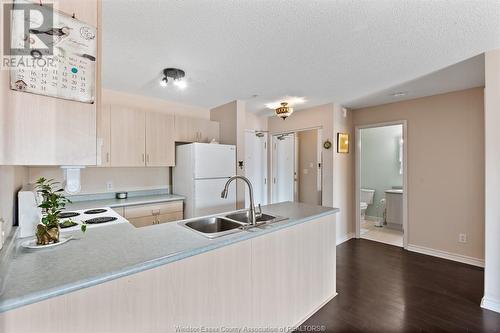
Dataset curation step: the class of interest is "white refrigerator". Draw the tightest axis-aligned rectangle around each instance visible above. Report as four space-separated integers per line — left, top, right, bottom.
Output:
173 143 237 219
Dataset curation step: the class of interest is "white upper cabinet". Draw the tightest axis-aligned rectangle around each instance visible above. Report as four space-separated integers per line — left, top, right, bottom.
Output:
0 0 100 166
97 107 219 167
146 112 175 167
110 106 146 167
174 116 220 143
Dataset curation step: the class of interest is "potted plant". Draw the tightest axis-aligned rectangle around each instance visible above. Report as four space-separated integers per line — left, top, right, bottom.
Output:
35 177 86 245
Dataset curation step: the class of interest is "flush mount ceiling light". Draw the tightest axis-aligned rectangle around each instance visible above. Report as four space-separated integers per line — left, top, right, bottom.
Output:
274 102 293 120
266 96 305 120
390 91 408 97
160 68 187 90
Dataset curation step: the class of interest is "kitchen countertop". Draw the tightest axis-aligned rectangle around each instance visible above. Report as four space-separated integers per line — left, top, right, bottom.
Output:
0 202 339 313
66 193 185 210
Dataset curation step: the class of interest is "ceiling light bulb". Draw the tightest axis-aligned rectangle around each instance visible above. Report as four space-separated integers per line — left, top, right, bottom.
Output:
173 79 187 90
160 77 168 87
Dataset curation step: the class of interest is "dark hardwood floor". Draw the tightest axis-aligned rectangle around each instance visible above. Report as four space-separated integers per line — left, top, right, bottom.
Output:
299 239 500 332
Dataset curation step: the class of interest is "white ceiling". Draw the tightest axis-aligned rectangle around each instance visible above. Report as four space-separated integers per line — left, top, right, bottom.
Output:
102 0 500 114
346 54 485 109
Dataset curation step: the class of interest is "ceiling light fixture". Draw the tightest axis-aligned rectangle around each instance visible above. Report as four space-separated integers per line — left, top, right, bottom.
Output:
390 91 407 97
160 68 187 89
275 102 293 120
265 96 305 120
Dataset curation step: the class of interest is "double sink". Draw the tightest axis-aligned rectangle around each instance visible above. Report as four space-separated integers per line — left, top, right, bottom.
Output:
179 210 287 238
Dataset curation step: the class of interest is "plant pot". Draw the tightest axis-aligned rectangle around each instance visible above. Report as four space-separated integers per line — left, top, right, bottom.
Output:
36 223 60 245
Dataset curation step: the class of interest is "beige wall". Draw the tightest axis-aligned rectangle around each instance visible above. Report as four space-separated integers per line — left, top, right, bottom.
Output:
268 103 334 207
28 167 169 195
268 103 354 243
245 112 268 131
102 89 210 118
483 50 500 312
353 87 484 260
0 166 28 237
210 100 247 208
298 129 320 205
210 101 238 145
333 104 355 241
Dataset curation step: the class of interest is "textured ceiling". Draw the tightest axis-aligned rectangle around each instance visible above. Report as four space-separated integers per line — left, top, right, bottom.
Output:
102 0 500 113
346 54 485 109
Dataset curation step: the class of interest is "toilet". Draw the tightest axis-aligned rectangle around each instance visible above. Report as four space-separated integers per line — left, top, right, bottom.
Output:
360 189 375 221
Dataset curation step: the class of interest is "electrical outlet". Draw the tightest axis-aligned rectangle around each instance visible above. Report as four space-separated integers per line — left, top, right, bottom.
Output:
106 181 113 191
459 233 467 243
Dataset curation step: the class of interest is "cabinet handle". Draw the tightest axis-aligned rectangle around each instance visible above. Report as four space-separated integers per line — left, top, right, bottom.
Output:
106 152 110 163
142 153 145 163
146 154 150 163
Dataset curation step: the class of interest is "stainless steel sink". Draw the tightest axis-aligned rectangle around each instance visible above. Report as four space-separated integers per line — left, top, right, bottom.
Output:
225 211 280 224
181 217 244 238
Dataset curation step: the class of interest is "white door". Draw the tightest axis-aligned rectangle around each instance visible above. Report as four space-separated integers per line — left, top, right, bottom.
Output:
244 130 268 206
194 179 236 217
194 143 236 179
272 133 296 203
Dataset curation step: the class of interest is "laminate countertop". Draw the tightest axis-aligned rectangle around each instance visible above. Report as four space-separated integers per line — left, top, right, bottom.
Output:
0 202 339 313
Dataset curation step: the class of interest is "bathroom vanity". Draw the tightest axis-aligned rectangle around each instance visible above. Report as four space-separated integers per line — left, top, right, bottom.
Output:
385 189 403 230
0 202 338 332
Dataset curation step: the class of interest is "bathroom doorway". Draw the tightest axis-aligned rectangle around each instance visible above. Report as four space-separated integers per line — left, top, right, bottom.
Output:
355 121 407 248
271 128 322 205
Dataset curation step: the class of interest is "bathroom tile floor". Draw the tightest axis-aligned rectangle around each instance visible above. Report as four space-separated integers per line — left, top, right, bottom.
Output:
360 219 403 247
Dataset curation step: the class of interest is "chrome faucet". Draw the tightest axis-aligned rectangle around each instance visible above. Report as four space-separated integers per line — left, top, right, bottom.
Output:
221 175 261 226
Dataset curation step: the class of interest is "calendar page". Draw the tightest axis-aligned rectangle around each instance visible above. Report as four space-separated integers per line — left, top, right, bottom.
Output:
9 1 96 104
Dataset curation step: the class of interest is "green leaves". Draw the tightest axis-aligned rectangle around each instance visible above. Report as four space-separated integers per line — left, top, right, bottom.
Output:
35 177 71 229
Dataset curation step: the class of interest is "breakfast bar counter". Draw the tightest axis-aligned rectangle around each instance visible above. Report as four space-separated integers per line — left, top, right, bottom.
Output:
0 202 339 332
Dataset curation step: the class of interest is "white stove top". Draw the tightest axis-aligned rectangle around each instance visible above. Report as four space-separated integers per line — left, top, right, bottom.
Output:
59 207 128 232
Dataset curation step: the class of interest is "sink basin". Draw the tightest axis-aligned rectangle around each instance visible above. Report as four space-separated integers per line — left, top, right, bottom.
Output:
224 211 285 224
182 217 243 238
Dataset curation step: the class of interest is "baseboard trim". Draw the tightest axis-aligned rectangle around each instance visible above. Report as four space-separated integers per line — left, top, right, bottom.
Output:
406 244 484 267
336 232 355 245
295 292 338 327
481 296 500 313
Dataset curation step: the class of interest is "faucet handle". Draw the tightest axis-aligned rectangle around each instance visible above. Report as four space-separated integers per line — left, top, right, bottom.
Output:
256 204 262 217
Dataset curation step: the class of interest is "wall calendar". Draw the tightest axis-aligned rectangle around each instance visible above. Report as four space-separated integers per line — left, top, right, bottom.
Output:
9 0 97 104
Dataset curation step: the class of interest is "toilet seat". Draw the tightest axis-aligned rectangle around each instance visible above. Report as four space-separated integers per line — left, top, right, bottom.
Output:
360 202 368 210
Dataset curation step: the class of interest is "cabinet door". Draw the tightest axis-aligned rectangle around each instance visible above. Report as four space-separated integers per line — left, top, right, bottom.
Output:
97 104 111 166
196 119 220 143
127 215 156 228
146 112 175 166
110 106 146 166
174 115 197 142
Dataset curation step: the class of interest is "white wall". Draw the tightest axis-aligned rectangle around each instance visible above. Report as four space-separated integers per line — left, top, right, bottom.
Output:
28 167 169 195
360 125 403 217
0 166 28 237
482 49 500 313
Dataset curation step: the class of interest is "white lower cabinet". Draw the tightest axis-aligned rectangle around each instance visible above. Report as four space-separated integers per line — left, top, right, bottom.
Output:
0 214 336 332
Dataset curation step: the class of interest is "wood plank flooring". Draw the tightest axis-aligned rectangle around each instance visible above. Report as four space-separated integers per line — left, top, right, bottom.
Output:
299 239 500 332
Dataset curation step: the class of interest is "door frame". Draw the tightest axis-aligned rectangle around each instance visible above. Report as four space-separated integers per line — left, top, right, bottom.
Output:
271 132 296 203
244 129 269 205
354 120 408 249
270 126 323 204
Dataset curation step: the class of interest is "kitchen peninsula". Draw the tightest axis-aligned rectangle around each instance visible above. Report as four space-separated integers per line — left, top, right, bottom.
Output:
0 202 338 332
